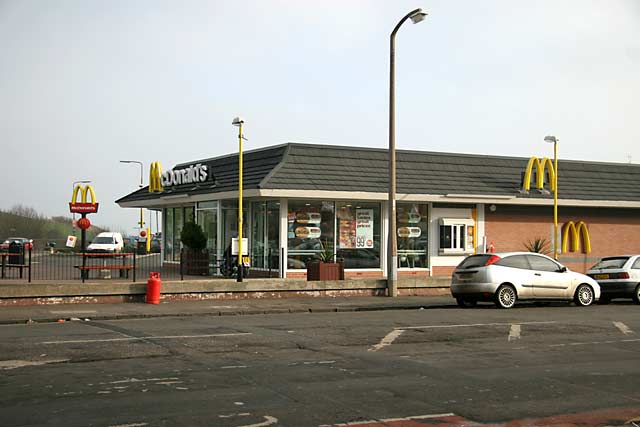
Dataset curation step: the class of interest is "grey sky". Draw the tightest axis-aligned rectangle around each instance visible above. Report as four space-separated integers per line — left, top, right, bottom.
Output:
1 0 639 233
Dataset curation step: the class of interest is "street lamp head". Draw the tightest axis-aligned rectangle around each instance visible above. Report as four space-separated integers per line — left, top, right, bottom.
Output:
409 9 428 24
544 135 558 144
232 117 245 127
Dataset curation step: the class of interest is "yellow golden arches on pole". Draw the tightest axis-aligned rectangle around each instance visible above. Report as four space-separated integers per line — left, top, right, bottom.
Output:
561 221 591 254
522 157 556 191
149 161 163 193
71 184 97 204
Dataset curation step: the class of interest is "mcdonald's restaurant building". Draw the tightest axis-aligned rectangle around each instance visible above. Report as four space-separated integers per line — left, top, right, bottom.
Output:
116 143 640 278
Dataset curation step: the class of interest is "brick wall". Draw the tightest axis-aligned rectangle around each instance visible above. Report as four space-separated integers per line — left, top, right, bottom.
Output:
485 205 640 273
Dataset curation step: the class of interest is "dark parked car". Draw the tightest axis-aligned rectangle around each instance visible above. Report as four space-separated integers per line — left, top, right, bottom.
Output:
587 255 640 304
0 237 33 252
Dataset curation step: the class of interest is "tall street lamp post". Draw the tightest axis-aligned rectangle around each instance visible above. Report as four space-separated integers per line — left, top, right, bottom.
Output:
119 160 145 230
544 135 559 260
388 8 427 297
232 117 245 282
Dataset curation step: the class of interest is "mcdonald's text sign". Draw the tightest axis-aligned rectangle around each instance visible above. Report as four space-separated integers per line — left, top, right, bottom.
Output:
69 185 99 214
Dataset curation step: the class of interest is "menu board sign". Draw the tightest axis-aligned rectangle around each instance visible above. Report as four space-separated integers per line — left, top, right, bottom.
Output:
340 208 374 249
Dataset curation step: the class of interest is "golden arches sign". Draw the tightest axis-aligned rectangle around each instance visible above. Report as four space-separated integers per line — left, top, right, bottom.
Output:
522 156 556 191
69 185 99 213
149 161 163 193
561 221 591 254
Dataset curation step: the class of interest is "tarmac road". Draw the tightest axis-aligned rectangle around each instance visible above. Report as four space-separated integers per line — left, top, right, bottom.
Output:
1 300 639 426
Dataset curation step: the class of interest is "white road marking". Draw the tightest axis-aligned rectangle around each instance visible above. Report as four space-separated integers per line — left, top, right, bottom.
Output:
613 321 634 335
41 332 251 345
508 324 521 341
403 321 556 330
108 423 148 427
238 416 278 427
369 329 406 352
0 359 69 370
105 377 178 384
50 310 97 314
332 413 456 426
221 365 248 369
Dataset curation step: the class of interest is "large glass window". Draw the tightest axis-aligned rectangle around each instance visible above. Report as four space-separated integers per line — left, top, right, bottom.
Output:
196 201 218 264
287 200 334 269
164 208 174 261
336 202 381 269
251 201 280 271
221 200 248 257
397 203 429 268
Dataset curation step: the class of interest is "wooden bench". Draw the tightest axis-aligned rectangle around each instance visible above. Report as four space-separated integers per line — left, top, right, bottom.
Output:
1 253 30 279
75 252 135 281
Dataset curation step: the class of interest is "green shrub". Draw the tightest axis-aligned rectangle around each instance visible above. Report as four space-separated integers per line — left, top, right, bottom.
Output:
180 222 207 251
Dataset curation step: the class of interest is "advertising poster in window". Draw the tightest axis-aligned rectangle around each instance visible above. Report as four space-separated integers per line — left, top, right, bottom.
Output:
356 209 374 248
466 225 475 251
338 207 355 248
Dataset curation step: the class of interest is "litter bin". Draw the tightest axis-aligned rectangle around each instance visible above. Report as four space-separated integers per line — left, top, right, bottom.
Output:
8 241 24 265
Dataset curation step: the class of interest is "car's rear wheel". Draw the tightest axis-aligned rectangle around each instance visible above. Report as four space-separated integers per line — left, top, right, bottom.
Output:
494 285 516 309
456 297 477 308
574 284 594 306
633 285 640 305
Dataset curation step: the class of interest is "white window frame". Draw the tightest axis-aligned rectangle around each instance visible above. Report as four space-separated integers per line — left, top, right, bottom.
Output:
439 218 475 255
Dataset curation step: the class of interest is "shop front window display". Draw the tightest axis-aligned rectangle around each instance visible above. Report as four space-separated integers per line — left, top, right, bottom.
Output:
397 203 429 268
287 201 334 269
336 202 381 269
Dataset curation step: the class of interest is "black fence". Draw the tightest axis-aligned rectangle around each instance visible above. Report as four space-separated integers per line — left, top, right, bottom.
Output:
0 245 280 282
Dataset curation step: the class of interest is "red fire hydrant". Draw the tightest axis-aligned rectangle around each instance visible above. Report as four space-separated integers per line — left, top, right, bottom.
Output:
146 272 161 304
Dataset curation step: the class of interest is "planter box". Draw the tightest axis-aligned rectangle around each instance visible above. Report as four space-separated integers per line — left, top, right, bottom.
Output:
182 250 210 276
307 261 345 281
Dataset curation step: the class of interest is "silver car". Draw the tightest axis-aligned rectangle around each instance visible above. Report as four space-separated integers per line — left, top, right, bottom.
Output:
586 255 640 304
451 252 600 309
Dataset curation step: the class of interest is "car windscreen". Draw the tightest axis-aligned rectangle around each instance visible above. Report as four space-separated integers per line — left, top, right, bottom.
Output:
92 237 115 244
456 255 493 269
591 257 629 270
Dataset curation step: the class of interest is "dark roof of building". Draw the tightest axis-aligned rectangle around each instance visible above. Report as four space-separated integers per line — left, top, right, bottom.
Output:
116 142 640 204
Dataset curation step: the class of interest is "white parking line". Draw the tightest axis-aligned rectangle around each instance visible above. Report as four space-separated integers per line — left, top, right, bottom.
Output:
508 324 521 341
403 321 556 330
331 413 456 426
369 329 406 352
41 332 251 345
613 321 634 335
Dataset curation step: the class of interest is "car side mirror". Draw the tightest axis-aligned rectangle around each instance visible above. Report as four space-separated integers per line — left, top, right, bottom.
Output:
558 266 567 273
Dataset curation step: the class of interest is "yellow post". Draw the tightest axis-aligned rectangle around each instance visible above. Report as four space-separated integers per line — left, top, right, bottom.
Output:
553 140 558 260
237 121 244 282
146 227 151 253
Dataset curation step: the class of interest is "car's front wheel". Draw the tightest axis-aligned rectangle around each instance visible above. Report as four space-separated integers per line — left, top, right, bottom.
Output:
633 285 640 305
494 284 517 309
574 284 594 306
456 297 477 308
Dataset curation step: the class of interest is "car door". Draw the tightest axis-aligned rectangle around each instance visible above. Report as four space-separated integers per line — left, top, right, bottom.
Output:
494 255 535 298
526 254 570 298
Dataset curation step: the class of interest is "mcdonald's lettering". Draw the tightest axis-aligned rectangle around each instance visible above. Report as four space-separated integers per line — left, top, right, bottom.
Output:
69 185 99 213
149 161 163 193
161 163 209 187
561 221 591 254
522 156 556 191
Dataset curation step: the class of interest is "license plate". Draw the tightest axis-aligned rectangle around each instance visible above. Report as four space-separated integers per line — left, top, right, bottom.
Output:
594 274 609 280
242 256 250 267
457 273 473 280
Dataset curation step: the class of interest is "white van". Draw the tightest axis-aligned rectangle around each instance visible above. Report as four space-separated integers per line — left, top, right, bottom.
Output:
87 232 124 253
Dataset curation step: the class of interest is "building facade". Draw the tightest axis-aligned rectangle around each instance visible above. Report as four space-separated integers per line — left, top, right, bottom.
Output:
116 143 640 278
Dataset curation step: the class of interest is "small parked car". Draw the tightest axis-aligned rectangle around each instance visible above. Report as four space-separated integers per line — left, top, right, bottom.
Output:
451 252 600 309
0 237 33 252
586 255 640 304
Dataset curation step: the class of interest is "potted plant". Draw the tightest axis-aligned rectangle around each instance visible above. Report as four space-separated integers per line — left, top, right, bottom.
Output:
307 240 345 281
523 237 550 254
180 222 209 275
